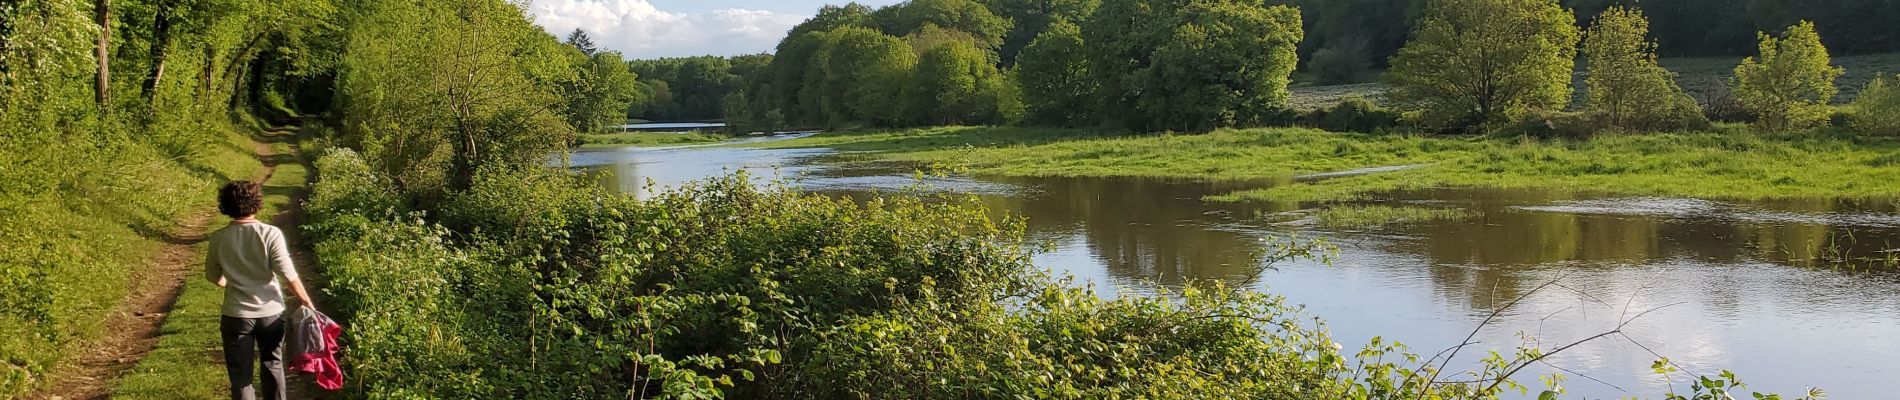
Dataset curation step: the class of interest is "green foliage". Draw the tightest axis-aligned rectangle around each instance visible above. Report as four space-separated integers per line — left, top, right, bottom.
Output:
1581 6 1708 132
815 26 917 127
628 55 757 121
309 149 1041 397
984 0 1100 65
1084 0 1303 132
1385 0 1579 130
1141 1 1303 132
335 0 573 195
908 39 1012 125
562 51 645 134
1307 36 1374 85
1731 21 1844 131
1 0 334 393
1848 74 1900 136
1304 97 1403 133
1014 19 1095 127
870 0 1012 50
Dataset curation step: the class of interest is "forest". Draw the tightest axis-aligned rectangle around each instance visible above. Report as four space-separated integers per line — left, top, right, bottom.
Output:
2 0 1892 398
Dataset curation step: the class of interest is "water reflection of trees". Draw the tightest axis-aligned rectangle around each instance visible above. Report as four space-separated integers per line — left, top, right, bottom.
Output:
1395 192 1900 310
979 177 1288 288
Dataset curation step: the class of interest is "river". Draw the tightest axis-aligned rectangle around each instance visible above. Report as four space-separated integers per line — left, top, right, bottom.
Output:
568 136 1900 399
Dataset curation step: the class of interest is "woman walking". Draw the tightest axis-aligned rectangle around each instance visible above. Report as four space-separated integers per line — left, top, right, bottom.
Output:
205 181 315 400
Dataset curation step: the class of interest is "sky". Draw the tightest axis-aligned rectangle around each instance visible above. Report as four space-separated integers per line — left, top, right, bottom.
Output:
526 0 904 59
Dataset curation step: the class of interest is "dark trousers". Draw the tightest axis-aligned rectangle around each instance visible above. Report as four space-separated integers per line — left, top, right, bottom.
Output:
220 314 286 400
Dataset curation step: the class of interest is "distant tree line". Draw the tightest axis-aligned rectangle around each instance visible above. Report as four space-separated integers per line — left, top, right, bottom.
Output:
689 0 1898 135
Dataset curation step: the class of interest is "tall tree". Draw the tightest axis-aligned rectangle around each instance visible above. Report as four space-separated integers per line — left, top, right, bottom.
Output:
1137 0 1303 131
1581 6 1705 131
1014 18 1094 127
870 0 1011 50
1385 0 1579 129
1084 0 1302 131
1732 21 1843 131
907 38 1007 125
566 28 597 56
815 26 915 126
561 51 643 133
983 0 1100 65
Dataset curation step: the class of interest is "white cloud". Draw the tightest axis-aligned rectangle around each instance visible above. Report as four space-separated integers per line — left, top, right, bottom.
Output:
527 0 808 59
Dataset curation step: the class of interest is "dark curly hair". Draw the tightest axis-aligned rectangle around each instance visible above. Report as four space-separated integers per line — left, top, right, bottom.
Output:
218 181 264 218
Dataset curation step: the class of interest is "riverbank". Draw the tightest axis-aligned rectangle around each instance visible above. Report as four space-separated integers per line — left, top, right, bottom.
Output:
747 125 1900 203
576 131 726 148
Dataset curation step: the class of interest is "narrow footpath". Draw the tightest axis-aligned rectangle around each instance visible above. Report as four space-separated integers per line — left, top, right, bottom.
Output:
28 126 332 400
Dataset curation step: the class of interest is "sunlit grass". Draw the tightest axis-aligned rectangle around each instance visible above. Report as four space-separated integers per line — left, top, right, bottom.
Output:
576 131 725 148
1311 205 1479 228
758 124 1900 203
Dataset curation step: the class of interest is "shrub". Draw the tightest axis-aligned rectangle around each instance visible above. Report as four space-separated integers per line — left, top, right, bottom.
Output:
1581 6 1709 132
1849 74 1900 135
1305 97 1402 133
1503 110 1604 139
1308 37 1373 85
1731 21 1844 131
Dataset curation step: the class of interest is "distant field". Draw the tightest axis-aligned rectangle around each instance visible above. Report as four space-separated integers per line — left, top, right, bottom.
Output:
1287 52 1900 110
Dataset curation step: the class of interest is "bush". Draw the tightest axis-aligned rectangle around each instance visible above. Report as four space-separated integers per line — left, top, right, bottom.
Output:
1503 110 1605 139
1303 97 1402 133
1581 6 1709 132
1849 74 1900 135
1731 21 1844 131
1307 38 1373 85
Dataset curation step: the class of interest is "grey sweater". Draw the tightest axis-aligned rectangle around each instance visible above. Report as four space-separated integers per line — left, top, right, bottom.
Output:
205 221 301 318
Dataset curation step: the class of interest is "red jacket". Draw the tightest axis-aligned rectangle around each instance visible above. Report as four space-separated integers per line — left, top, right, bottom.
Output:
289 306 344 390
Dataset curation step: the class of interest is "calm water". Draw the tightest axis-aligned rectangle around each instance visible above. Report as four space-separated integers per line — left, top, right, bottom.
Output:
615 122 728 130
569 138 1900 399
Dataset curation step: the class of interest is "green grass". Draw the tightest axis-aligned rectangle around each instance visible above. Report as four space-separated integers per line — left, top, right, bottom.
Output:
576 131 726 148
110 131 312 399
1309 205 1479 228
1 121 270 395
751 125 1900 203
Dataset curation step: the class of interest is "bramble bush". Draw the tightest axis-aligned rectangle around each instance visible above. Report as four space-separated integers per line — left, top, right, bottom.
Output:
307 147 1818 399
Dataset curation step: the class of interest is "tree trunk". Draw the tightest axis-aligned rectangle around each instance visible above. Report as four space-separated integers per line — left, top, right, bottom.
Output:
94 0 111 106
141 1 171 103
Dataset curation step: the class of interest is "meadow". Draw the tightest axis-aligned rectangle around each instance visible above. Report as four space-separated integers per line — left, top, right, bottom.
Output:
750 125 1900 204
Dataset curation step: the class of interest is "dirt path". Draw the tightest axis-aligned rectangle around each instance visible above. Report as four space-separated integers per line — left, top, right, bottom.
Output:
28 128 314 400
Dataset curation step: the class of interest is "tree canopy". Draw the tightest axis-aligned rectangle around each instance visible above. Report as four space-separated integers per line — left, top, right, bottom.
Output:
1385 0 1579 129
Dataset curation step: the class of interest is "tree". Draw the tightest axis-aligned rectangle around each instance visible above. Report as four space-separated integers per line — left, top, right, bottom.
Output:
983 0 1100 65
869 0 1011 50
1581 6 1706 131
560 51 643 133
1848 74 1899 136
1731 21 1843 131
815 26 916 126
1136 0 1303 131
565 28 596 56
94 0 109 106
1015 18 1095 127
1083 0 1302 132
338 0 572 194
1385 0 1579 129
908 39 1008 125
